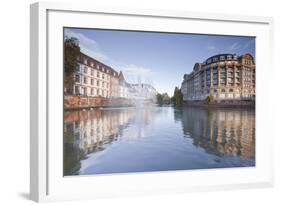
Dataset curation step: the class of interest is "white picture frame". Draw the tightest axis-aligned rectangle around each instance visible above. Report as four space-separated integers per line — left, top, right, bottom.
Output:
30 2 274 202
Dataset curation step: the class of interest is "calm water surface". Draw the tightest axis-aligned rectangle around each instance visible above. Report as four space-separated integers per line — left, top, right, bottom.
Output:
64 106 255 176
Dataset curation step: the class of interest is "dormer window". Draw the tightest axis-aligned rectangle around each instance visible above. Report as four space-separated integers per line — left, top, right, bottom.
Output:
84 58 87 64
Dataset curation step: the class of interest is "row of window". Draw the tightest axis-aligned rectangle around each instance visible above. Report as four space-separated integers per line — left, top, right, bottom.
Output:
205 55 238 64
82 58 118 76
80 66 111 80
75 75 109 88
74 86 108 97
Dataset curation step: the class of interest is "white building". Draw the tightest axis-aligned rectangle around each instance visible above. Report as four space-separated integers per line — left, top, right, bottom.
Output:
129 83 157 102
72 52 119 98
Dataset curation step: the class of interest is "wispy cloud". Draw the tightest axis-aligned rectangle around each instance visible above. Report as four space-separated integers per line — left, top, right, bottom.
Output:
243 39 255 49
229 42 241 51
64 29 109 62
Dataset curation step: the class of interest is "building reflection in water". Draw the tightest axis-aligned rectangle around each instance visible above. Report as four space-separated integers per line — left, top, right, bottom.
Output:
64 106 255 176
178 107 255 160
63 107 155 175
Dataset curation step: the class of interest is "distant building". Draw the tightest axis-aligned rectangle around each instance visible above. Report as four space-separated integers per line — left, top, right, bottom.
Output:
181 53 255 102
129 83 157 102
118 71 130 98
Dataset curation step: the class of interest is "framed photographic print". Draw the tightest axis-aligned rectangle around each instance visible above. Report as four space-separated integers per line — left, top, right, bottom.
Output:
30 2 274 202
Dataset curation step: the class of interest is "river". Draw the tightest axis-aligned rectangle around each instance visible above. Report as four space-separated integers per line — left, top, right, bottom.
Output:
63 106 255 176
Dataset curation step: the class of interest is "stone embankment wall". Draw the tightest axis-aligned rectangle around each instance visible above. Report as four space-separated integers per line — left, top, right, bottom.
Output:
64 95 135 110
184 100 255 108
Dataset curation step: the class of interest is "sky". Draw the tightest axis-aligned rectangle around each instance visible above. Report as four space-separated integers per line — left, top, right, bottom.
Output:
64 28 255 97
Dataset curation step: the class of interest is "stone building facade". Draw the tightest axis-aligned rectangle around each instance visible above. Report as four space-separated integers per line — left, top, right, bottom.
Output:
73 52 119 98
70 52 156 102
181 53 255 102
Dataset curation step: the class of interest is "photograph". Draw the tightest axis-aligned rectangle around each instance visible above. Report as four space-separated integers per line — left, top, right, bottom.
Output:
63 27 256 176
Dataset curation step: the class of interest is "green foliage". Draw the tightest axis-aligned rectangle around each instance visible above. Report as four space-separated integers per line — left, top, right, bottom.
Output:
205 94 215 103
156 93 164 105
63 131 84 175
156 93 171 105
172 87 183 107
64 37 80 94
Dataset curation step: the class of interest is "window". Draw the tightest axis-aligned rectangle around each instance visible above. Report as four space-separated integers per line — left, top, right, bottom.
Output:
102 82 104 87
229 89 233 92
83 77 87 84
75 65 80 72
221 89 225 93
75 75 80 83
220 56 225 61
97 80 100 86
91 88 94 95
91 69 94 76
102 74 104 79
84 66 88 73
91 79 94 85
227 55 232 60
84 58 87 64
75 86 79 94
97 72 100 78
90 62 94 67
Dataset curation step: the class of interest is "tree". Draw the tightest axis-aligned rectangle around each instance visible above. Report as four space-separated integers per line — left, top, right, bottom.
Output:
64 37 80 94
156 93 171 105
205 94 215 103
172 86 183 107
156 93 164 105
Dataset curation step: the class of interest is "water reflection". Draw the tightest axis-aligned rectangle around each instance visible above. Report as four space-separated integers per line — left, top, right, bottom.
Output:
64 106 255 176
179 107 255 159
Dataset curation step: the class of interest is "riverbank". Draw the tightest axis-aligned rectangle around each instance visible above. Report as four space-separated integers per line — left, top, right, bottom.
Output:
183 100 255 108
64 95 135 110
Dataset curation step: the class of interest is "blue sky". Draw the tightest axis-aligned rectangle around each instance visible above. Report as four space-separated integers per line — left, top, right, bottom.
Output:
65 28 255 96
